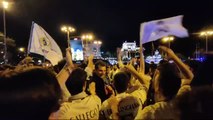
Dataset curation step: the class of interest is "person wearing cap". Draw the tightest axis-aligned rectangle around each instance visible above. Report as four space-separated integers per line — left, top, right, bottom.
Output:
109 95 140 120
100 70 149 119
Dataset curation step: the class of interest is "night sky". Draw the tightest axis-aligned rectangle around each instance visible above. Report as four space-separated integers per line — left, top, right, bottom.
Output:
1 0 213 57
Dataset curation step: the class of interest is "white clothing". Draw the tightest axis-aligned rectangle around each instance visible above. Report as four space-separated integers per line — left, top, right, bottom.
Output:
100 86 147 120
52 92 101 120
135 85 191 120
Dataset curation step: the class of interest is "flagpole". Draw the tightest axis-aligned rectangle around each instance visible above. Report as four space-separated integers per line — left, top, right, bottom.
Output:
139 23 145 74
151 42 154 56
27 21 35 56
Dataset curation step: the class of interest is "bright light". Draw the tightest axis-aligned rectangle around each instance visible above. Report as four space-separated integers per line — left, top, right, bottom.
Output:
61 26 75 33
19 47 25 52
2 1 9 9
94 40 102 45
98 41 102 44
38 60 42 63
199 30 213 52
81 34 93 40
200 30 213 36
162 36 174 43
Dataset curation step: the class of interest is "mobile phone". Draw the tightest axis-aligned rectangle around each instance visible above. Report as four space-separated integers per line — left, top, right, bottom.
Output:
70 39 84 63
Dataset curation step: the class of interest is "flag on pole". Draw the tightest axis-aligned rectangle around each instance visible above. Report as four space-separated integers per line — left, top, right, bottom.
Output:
140 15 188 44
28 22 63 65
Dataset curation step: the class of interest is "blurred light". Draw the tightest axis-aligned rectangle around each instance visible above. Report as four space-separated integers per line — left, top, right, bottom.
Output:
2 1 9 9
94 40 102 45
38 60 42 63
200 30 213 36
74 38 78 40
61 26 75 33
81 34 93 40
162 36 174 42
19 47 25 52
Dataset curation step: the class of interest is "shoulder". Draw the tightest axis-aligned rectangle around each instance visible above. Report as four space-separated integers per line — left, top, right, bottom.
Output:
177 85 191 96
136 102 169 119
138 102 179 120
84 95 102 105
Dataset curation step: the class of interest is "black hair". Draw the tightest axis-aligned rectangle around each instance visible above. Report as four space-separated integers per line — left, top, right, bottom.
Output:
0 68 62 120
157 60 181 100
177 86 213 120
191 54 213 87
113 72 130 93
66 68 87 95
95 60 106 70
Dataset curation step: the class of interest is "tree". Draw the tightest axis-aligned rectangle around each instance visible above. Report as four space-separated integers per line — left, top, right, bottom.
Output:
0 32 17 64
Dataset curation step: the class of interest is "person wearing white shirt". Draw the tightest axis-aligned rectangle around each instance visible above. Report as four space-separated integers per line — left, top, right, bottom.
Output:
52 68 101 119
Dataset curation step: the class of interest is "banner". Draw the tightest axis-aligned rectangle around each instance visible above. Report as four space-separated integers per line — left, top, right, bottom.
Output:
140 15 188 44
28 22 63 65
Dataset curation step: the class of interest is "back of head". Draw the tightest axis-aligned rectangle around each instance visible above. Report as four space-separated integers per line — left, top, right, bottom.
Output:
54 59 66 73
192 54 213 87
0 67 62 119
177 86 213 120
118 96 140 120
113 72 130 94
66 68 87 95
157 61 181 100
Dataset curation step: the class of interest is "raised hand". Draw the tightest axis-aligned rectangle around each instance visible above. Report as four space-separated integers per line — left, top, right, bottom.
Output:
158 46 175 60
89 82 96 95
66 47 74 69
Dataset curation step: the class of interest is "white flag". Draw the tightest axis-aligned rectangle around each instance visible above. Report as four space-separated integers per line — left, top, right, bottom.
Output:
28 22 63 65
140 15 188 44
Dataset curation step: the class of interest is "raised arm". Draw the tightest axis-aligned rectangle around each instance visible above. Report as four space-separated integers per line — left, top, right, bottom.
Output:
124 63 151 89
159 46 194 85
84 54 94 78
117 48 124 69
56 48 75 85
139 44 145 74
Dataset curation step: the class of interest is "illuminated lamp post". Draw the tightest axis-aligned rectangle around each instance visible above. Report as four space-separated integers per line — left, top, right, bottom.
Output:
200 30 213 53
61 26 75 47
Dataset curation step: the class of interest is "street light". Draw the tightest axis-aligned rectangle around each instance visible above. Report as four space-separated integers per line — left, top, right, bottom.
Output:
93 40 102 45
162 36 174 48
2 1 9 64
93 40 102 58
18 47 25 52
200 30 213 53
61 26 75 47
81 34 93 48
81 34 94 57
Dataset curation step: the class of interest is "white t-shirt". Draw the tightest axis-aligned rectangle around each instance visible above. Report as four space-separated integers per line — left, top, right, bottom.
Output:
135 85 191 120
100 88 146 120
52 92 101 119
100 93 130 119
135 101 180 120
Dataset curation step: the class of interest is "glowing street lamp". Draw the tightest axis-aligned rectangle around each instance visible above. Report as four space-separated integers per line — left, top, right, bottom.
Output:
200 30 213 53
94 40 102 45
81 34 94 47
61 26 75 47
162 36 174 48
2 1 9 64
19 47 25 52
93 40 102 57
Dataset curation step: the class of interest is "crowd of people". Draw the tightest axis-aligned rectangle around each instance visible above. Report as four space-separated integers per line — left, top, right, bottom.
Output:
0 45 212 120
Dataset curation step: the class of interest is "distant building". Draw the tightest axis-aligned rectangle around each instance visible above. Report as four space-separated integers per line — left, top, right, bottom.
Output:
121 41 139 60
